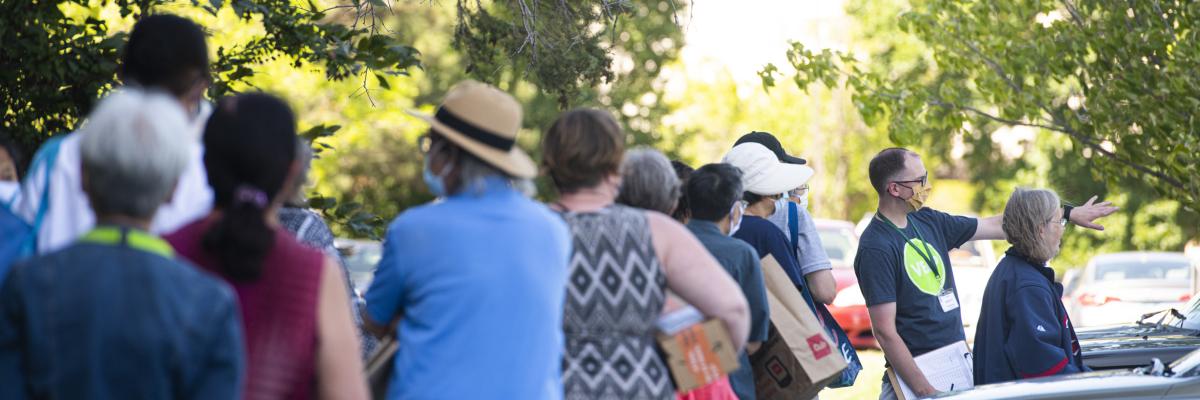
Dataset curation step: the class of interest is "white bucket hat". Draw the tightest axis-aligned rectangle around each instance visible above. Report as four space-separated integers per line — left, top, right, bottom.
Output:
722 143 814 195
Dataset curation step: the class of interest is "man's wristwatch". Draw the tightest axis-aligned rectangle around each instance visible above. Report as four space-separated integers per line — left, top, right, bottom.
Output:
1062 204 1074 224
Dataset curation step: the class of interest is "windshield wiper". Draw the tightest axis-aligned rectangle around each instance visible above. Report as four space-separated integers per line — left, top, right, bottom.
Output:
1138 309 1170 326
1137 308 1188 329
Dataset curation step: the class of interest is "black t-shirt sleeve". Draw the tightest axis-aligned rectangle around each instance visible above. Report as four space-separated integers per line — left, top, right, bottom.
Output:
923 208 978 249
854 247 897 305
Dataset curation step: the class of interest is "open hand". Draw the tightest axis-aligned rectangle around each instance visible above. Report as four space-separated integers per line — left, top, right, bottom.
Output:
1070 195 1119 231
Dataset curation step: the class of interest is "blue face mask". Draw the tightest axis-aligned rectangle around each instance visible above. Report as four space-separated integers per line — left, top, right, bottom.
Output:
423 158 451 197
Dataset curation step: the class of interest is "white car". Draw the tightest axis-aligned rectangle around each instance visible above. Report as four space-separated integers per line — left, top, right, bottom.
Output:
1067 252 1194 328
938 349 1200 399
950 241 997 342
334 238 382 296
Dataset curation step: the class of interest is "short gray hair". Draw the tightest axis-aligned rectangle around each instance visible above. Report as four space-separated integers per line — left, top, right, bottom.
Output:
79 89 191 218
617 147 680 214
1002 187 1061 263
433 137 533 197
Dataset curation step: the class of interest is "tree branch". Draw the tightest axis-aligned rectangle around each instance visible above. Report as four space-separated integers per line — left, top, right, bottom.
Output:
929 99 1187 191
1059 0 1086 28
961 39 1023 94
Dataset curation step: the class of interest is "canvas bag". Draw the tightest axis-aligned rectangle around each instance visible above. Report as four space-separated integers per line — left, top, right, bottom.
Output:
788 202 862 388
751 255 846 399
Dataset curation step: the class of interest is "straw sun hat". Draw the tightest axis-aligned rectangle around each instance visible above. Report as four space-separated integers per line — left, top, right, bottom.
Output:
407 80 537 179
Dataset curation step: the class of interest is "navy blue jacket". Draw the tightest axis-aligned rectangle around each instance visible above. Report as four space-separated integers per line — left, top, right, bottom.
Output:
973 248 1085 385
0 226 245 399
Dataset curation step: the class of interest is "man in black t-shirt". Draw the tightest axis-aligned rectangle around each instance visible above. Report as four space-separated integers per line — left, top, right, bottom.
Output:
854 148 1116 399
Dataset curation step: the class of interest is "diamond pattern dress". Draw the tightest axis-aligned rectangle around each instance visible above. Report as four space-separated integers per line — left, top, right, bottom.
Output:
560 205 672 400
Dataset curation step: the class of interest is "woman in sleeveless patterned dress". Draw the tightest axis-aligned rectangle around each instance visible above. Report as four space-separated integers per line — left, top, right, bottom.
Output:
542 108 752 400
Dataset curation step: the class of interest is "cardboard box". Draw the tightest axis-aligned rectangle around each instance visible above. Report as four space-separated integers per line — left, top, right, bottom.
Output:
657 318 741 393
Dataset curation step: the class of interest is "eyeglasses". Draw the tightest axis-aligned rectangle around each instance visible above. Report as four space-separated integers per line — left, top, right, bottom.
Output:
1046 216 1068 227
789 184 810 198
893 173 929 186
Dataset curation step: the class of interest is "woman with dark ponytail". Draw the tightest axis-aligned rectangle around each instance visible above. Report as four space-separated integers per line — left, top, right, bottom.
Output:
166 93 368 400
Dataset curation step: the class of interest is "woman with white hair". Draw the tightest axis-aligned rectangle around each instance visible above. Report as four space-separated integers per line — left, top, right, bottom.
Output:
616 147 681 214
0 90 244 398
973 188 1089 385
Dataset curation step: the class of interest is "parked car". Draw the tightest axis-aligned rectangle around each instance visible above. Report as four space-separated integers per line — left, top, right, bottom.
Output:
936 347 1200 399
1076 292 1200 371
948 241 997 342
334 238 382 296
1067 252 1194 328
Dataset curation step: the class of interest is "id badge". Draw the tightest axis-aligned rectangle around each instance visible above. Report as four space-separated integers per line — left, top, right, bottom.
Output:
939 289 959 313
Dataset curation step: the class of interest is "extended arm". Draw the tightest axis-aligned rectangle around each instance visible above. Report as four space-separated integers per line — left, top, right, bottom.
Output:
971 196 1118 241
648 211 751 352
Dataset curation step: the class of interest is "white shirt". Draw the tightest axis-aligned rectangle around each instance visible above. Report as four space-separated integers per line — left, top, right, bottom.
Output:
15 102 214 254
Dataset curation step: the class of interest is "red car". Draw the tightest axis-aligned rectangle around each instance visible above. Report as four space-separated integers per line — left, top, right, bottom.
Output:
815 219 877 349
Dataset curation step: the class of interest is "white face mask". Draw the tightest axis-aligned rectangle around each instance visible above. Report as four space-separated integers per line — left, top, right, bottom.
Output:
0 181 18 205
797 191 810 209
729 201 747 236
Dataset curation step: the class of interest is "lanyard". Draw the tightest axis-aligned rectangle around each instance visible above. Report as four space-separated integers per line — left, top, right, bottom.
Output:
875 213 940 278
78 225 175 258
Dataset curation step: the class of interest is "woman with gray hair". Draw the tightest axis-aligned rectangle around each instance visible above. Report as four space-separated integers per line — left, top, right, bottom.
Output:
973 188 1089 385
616 147 681 214
0 89 244 398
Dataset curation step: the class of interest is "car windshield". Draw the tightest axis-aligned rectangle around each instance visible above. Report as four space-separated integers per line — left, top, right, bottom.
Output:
1093 260 1191 282
817 228 856 266
1165 295 1200 330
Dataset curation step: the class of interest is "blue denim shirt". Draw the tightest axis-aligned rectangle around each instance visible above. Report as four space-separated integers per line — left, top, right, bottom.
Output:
0 225 245 399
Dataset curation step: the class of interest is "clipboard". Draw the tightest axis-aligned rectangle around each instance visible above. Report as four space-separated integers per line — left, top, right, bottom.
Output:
886 340 974 400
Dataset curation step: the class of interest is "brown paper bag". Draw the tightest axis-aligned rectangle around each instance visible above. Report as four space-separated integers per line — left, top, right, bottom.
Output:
752 255 846 399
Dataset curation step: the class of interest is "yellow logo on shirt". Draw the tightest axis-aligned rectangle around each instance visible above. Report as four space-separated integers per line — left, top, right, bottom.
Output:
903 238 946 296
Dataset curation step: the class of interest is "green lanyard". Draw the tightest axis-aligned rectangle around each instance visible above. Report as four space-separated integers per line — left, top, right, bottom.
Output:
78 225 174 258
875 213 940 278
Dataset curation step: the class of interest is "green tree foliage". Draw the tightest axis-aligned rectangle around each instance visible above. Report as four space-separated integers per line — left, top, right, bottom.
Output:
2 0 422 239
763 0 1200 211
763 0 1200 268
452 0 686 148
303 0 688 216
4 1 685 237
0 0 420 153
